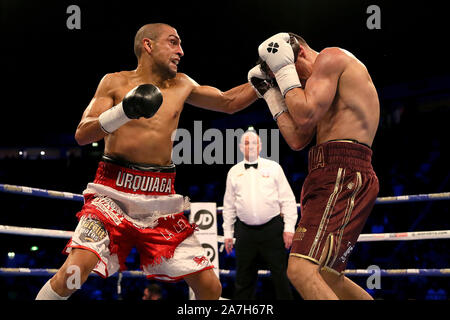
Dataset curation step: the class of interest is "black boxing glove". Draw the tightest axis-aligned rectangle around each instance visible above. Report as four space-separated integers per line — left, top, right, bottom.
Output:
99 84 163 133
248 64 274 98
121 84 163 119
248 65 288 121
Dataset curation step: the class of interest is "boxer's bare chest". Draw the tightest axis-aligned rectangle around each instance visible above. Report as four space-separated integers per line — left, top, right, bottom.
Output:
103 76 192 164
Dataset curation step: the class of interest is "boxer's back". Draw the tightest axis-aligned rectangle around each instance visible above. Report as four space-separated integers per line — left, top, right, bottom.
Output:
316 49 380 147
103 71 192 165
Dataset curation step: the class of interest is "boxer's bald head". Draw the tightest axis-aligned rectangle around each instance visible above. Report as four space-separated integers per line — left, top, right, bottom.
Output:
134 23 173 60
134 23 183 80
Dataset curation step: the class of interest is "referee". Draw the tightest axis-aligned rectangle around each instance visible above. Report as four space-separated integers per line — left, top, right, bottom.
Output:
222 128 298 299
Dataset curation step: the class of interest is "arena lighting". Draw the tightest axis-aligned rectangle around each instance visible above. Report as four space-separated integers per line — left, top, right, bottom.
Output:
30 246 39 252
7 252 15 259
40 151 45 156
18 151 23 156
92 142 99 147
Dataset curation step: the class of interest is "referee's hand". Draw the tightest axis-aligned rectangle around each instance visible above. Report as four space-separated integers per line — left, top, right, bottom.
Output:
283 232 294 249
224 238 234 255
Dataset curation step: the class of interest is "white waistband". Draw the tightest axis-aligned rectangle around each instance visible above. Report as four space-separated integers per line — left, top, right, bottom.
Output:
84 183 190 228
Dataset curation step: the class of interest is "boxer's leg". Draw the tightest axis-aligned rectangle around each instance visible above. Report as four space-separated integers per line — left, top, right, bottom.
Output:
36 248 99 299
36 213 113 300
287 256 338 300
184 268 222 300
319 268 373 300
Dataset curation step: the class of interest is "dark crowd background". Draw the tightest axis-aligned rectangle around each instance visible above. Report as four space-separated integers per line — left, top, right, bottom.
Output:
0 0 449 301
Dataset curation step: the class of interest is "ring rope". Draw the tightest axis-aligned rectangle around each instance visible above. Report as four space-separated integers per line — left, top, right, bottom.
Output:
2 184 449 281
0 225 74 239
1 225 450 242
1 184 450 206
0 184 84 202
0 268 449 278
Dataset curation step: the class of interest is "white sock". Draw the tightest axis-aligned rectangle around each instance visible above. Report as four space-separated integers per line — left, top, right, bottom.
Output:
35 279 70 300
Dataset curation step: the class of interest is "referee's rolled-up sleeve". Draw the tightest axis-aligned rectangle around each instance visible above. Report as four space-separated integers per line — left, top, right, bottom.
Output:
276 164 299 233
222 171 237 239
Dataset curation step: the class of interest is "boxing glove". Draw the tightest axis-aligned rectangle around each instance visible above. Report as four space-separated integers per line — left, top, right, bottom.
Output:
247 64 273 98
99 84 163 133
258 33 302 97
248 64 288 121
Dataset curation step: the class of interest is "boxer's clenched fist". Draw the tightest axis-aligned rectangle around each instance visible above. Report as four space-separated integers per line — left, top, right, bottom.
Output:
121 84 163 119
248 65 287 120
99 84 163 134
247 64 273 98
258 33 301 97
258 33 295 74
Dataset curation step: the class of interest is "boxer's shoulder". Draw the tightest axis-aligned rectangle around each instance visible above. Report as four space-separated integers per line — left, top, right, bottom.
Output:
159 73 200 96
98 71 131 91
173 72 196 87
310 48 351 79
317 47 350 66
105 70 132 82
319 47 348 57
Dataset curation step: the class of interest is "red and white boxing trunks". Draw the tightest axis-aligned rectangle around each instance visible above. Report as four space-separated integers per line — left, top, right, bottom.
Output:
64 155 213 281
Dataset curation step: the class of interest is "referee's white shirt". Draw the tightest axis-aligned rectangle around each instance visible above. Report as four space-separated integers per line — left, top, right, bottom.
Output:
222 157 298 239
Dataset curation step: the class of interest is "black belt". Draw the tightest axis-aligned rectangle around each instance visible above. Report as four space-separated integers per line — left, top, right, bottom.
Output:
327 139 371 149
101 154 176 173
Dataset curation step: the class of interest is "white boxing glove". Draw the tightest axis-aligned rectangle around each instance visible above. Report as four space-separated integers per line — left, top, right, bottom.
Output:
258 33 302 97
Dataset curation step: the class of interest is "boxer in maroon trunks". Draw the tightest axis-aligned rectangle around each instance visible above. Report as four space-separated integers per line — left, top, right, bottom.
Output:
291 141 379 274
252 33 380 299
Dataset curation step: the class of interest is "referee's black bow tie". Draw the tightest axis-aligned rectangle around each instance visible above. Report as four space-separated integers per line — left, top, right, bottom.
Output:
245 163 258 169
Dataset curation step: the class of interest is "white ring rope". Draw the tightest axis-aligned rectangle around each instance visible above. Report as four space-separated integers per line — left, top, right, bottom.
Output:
1 184 449 206
1 224 450 242
1 185 449 281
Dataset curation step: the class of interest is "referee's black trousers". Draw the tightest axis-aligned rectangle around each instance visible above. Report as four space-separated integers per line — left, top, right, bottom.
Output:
233 215 293 300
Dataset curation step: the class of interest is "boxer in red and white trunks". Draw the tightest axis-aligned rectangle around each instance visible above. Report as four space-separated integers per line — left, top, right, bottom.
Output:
65 155 204 281
36 23 257 300
250 33 380 299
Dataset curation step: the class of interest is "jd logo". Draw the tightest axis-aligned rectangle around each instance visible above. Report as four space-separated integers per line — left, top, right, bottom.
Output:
202 243 216 262
194 209 214 230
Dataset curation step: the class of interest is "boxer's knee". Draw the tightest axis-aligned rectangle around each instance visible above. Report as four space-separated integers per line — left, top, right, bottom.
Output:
287 255 319 285
197 275 222 300
52 248 99 296
320 267 344 287
186 269 222 300
205 277 222 300
50 267 77 297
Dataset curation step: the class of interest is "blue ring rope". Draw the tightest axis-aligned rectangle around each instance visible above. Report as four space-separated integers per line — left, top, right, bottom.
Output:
0 268 449 278
0 184 84 202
